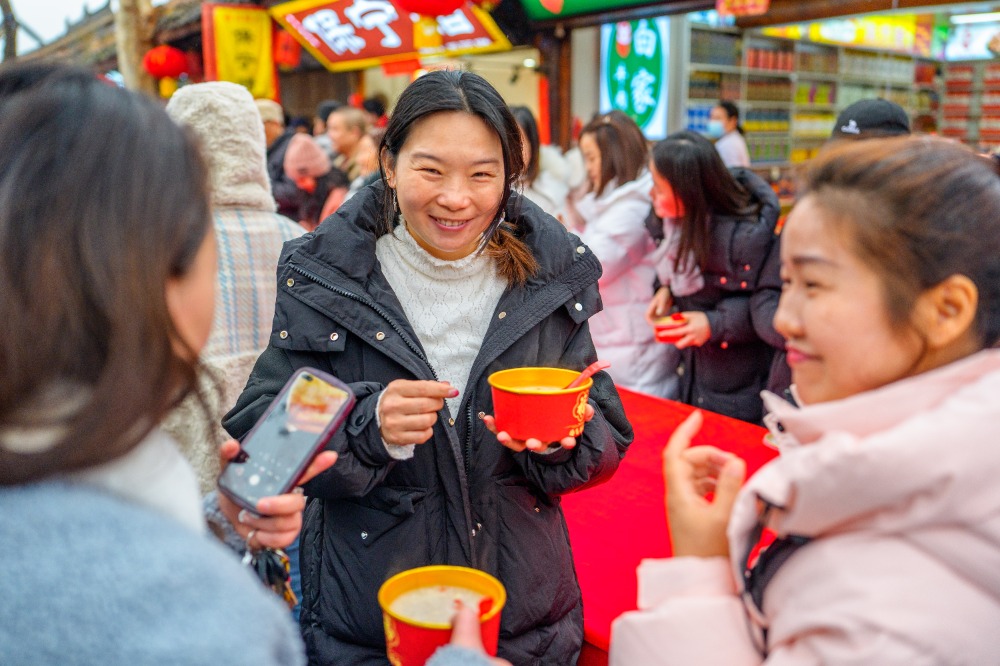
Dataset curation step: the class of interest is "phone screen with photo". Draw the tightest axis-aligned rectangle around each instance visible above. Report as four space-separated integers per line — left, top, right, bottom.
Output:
219 370 353 510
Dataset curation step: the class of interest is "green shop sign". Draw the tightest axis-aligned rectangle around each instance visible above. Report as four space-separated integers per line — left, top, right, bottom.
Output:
520 0 659 22
603 18 664 131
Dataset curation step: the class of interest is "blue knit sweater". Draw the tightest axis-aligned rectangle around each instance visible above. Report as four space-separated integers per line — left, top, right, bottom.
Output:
0 482 305 665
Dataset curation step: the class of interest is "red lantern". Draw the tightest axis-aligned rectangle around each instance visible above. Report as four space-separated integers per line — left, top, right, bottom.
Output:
393 0 465 16
274 30 302 70
142 45 189 79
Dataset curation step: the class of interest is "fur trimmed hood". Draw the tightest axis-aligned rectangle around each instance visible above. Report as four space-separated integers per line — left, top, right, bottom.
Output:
166 82 276 212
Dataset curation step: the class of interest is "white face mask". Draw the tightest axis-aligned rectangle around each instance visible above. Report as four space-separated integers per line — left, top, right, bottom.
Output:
704 120 725 139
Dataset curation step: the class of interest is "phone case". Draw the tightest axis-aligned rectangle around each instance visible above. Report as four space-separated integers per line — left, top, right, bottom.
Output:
218 367 355 513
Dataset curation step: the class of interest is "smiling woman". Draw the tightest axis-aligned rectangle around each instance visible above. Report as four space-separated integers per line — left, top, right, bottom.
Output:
383 111 504 261
222 70 633 665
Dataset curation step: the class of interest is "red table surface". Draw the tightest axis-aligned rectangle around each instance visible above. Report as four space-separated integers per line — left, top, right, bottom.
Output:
562 388 779 664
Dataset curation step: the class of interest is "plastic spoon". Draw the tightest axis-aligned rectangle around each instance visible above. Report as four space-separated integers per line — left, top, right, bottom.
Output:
564 360 611 389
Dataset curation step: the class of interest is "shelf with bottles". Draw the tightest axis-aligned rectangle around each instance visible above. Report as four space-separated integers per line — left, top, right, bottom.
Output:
840 49 915 85
685 25 939 161
794 79 836 107
746 134 791 165
745 77 793 103
690 28 742 68
939 61 1000 148
688 70 741 102
742 32 795 72
838 83 911 110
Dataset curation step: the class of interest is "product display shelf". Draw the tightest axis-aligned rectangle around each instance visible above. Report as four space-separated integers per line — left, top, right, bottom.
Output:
687 24 941 167
940 60 1000 150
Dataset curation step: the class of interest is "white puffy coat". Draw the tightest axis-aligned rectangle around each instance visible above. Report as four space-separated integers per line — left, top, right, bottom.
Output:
571 172 677 398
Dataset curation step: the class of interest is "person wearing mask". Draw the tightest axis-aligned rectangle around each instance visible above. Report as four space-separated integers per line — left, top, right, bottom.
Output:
613 136 1000 665
645 131 784 423
0 62 334 664
223 70 632 664
708 100 750 168
564 111 679 398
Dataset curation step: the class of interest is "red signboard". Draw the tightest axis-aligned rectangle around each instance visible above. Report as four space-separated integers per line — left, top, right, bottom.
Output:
716 0 770 17
270 0 511 72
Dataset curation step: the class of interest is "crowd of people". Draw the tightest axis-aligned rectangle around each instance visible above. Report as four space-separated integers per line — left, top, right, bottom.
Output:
3 56 1000 666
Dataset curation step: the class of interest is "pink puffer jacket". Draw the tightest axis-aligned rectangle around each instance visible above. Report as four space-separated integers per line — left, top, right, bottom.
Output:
611 349 1000 665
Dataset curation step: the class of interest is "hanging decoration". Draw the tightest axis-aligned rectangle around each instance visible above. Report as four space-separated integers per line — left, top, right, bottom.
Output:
142 45 189 79
715 0 770 17
393 0 465 17
158 76 180 98
470 0 498 11
202 3 279 101
274 29 303 70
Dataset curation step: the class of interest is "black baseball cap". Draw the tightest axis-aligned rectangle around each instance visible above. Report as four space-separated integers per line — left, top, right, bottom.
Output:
831 98 910 139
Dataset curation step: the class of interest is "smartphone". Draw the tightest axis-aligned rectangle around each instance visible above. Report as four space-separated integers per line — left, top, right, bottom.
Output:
218 367 354 513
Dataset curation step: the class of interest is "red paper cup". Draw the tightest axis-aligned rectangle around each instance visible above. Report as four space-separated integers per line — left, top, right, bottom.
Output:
379 565 506 666
652 313 688 344
488 367 592 443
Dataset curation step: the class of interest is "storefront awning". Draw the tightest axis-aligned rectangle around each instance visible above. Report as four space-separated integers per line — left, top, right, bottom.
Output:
736 0 977 28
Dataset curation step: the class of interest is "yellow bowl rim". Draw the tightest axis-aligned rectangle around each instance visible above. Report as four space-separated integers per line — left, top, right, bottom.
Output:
487 367 593 395
378 565 507 630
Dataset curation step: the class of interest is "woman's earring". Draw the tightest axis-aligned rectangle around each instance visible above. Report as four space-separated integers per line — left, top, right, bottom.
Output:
391 188 398 214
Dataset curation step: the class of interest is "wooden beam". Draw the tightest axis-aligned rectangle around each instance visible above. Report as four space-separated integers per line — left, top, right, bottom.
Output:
737 0 969 28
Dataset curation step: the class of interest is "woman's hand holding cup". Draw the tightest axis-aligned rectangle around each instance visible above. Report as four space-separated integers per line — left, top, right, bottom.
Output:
481 404 595 453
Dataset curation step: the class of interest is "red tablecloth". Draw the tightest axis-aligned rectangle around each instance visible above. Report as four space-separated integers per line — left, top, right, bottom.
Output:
562 388 779 665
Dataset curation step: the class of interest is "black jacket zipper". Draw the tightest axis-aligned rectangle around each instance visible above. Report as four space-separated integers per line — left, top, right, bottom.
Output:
289 264 439 381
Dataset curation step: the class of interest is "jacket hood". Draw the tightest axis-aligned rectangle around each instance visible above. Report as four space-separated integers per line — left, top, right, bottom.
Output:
574 171 652 223
731 349 1000 597
730 167 780 233
166 82 276 212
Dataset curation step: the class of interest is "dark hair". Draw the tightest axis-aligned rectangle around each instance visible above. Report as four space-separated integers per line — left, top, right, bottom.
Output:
316 99 341 123
651 130 754 271
801 136 1000 347
579 110 648 196
717 99 743 135
0 62 212 485
510 105 540 185
379 70 535 285
362 96 386 118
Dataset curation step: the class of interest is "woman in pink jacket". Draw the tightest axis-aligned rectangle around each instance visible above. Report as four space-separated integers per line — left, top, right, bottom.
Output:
611 136 1000 664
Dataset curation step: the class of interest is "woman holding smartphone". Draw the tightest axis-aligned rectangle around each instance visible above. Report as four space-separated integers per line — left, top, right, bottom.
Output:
225 70 632 664
0 63 334 663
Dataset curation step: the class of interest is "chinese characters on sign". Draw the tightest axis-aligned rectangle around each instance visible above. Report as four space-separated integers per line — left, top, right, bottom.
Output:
270 0 510 72
715 0 770 18
605 19 663 130
203 3 278 100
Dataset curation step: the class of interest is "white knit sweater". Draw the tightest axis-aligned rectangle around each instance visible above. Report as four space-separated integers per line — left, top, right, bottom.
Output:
375 222 506 417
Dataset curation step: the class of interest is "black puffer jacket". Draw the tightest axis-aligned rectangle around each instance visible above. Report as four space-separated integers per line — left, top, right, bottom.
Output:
223 184 633 665
674 167 783 423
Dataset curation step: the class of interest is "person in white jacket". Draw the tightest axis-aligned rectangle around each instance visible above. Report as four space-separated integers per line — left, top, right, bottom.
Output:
610 136 1000 664
510 106 571 220
564 111 678 398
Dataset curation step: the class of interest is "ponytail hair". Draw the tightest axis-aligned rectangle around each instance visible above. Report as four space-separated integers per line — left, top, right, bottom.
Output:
718 100 744 135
